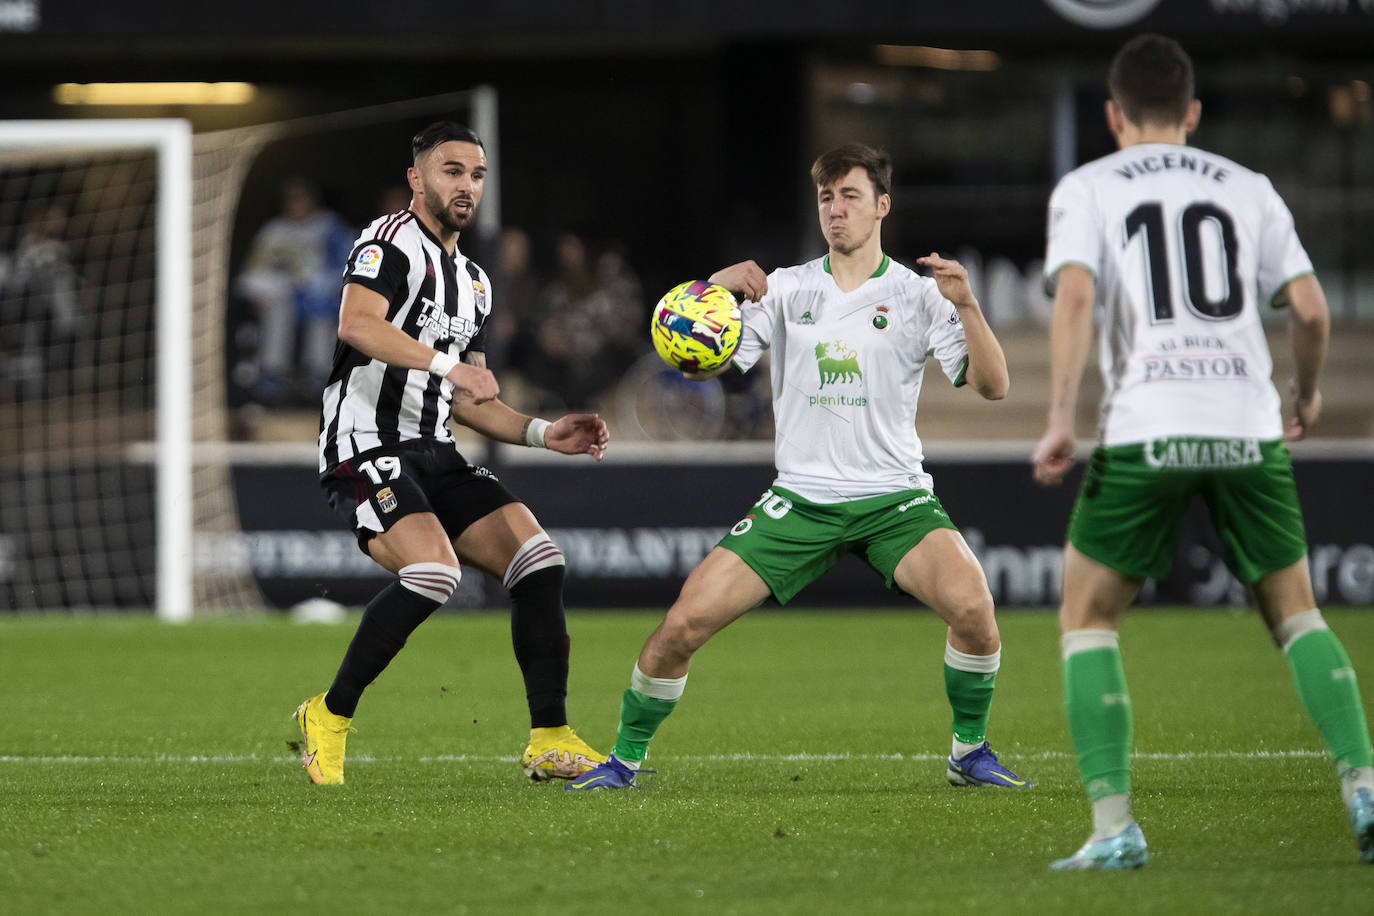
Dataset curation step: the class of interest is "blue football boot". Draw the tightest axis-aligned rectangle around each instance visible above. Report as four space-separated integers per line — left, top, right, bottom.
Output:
565 754 654 791
946 742 1032 788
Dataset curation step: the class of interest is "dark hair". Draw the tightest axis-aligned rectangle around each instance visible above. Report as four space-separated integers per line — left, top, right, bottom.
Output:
810 144 892 200
1108 33 1194 127
411 121 484 161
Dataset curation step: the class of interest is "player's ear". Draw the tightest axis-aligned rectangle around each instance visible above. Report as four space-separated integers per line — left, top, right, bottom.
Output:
406 165 422 195
1183 99 1202 135
877 193 891 219
1105 99 1127 140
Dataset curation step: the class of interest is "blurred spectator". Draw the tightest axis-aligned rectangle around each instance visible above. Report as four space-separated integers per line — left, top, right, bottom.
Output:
523 231 645 411
375 185 412 218
488 226 541 374
233 178 354 404
0 204 80 401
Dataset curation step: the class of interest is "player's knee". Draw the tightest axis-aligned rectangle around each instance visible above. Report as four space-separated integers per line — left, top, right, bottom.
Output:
502 532 565 591
943 590 998 642
656 608 715 661
398 561 462 605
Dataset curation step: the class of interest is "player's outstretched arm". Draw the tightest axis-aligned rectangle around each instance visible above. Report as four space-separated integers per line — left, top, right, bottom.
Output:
450 362 608 461
1032 264 1095 486
916 252 1008 400
338 284 498 403
1280 273 1329 442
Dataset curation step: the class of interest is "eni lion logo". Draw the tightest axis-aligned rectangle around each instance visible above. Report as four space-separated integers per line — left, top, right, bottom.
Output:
815 340 862 388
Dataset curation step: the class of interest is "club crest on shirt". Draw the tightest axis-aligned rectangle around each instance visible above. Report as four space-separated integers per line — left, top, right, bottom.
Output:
472 279 488 314
353 244 384 279
376 487 398 513
798 310 816 325
872 304 890 330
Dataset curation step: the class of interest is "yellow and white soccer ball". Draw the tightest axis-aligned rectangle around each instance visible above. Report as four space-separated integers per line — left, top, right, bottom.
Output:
649 281 742 373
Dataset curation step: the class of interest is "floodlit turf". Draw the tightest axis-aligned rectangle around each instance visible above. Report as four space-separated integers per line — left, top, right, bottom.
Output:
2 608 1372 914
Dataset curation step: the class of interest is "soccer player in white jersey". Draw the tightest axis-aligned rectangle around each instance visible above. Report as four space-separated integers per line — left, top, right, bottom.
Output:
570 143 1030 791
295 121 610 785
1032 34 1374 869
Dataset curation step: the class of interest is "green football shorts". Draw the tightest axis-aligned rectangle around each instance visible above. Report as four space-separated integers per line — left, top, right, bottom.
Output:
719 485 959 604
1067 437 1307 583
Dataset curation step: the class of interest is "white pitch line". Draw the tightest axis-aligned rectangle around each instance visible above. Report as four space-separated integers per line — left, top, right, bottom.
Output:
0 750 1326 765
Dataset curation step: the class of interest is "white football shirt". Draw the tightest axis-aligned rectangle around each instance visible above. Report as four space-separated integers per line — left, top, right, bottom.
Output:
1045 143 1313 445
732 254 969 502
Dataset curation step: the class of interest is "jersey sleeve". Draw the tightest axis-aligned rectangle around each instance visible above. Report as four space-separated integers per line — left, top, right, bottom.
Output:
464 263 492 356
1043 171 1101 295
341 237 411 302
1255 176 1315 307
921 281 971 387
729 270 786 374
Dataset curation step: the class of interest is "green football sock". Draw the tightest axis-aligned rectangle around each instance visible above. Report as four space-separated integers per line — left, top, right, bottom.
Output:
943 645 999 745
1062 636 1133 801
1285 628 1374 774
612 687 678 764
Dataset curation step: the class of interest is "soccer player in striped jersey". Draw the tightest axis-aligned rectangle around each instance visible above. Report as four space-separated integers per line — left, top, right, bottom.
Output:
295 121 609 785
570 144 1031 792
1032 34 1374 869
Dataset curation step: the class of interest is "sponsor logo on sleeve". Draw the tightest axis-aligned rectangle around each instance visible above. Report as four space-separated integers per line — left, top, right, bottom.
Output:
353 244 384 279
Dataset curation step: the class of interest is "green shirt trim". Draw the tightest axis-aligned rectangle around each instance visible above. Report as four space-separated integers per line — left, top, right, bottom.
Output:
823 252 890 278
1267 269 1316 309
952 355 969 388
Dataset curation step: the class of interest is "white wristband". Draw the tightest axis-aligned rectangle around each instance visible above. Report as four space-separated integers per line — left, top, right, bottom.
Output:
524 417 551 448
429 352 460 379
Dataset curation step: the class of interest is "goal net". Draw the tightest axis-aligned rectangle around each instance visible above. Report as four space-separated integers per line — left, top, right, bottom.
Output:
0 120 193 617
0 89 498 618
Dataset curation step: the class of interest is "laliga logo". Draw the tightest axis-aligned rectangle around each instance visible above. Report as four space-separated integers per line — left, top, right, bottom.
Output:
1042 0 1162 28
356 245 381 266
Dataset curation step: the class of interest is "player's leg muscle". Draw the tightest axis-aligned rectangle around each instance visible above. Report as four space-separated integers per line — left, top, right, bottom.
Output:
894 528 998 654
639 547 771 678
451 502 544 577
1058 545 1142 634
366 512 459 573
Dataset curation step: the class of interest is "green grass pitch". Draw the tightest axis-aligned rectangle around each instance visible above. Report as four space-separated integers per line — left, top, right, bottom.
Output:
2 608 1371 914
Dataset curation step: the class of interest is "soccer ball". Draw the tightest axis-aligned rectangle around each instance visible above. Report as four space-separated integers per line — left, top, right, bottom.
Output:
650 281 742 373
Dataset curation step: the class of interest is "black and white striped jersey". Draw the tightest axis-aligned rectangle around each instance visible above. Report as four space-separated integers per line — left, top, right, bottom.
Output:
317 210 491 472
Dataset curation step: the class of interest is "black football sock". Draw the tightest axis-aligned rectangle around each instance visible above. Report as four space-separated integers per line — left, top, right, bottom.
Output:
325 581 441 718
509 565 570 728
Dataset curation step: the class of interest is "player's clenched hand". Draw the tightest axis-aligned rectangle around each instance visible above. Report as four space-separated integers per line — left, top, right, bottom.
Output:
1285 388 1322 442
447 362 499 404
708 261 768 303
1031 425 1076 486
916 253 977 309
547 413 610 461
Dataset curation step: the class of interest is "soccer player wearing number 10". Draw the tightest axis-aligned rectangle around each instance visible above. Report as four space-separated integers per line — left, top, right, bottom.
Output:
1032 34 1374 869
570 144 1030 791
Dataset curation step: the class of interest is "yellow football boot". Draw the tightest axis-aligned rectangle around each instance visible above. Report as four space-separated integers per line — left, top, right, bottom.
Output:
521 725 607 781
293 693 354 785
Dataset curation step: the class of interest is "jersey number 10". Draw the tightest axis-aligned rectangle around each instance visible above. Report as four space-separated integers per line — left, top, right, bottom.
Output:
1125 201 1242 323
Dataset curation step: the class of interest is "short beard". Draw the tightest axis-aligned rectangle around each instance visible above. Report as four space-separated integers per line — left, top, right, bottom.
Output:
423 182 473 233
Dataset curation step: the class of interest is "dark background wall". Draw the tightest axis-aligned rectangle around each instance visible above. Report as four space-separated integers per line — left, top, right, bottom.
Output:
3 0 1371 304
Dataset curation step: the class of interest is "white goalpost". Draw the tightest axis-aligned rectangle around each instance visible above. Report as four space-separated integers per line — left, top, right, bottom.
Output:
0 119 193 620
0 89 499 620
